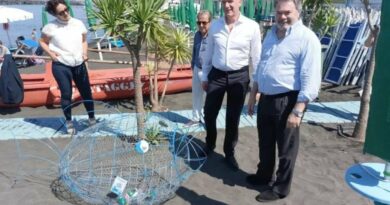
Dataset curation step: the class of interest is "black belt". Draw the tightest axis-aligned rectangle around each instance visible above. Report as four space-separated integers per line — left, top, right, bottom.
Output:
212 65 248 74
261 90 299 99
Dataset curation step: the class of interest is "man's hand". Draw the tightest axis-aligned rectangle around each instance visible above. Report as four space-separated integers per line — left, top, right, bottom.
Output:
247 93 257 116
202 81 208 91
286 113 301 128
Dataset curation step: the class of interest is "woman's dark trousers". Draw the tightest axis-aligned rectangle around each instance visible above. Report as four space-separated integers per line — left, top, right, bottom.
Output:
52 61 95 121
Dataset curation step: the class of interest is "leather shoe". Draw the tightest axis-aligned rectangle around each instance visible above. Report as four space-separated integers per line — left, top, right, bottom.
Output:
255 190 284 202
246 174 269 186
224 156 239 171
199 145 214 158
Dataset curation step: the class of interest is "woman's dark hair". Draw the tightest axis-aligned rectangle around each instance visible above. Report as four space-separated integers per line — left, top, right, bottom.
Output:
45 0 66 16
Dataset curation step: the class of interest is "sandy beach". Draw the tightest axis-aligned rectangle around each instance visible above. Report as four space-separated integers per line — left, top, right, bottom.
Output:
0 48 384 205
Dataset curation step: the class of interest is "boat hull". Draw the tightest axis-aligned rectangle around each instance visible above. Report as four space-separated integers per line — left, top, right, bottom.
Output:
1 62 192 107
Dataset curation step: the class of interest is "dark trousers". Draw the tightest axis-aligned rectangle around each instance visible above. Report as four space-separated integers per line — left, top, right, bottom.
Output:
52 62 95 121
204 66 249 156
256 91 299 197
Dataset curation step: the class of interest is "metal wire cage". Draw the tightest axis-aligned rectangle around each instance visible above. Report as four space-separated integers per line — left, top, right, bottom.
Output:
59 112 206 204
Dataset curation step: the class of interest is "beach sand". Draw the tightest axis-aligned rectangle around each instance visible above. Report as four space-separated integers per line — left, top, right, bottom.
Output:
0 48 383 205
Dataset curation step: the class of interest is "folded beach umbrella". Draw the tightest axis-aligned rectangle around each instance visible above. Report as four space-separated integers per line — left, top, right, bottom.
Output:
174 5 179 23
364 1 390 162
180 2 186 26
203 0 213 15
256 0 263 20
84 0 96 30
263 0 269 19
168 5 174 21
188 0 197 32
240 1 244 14
246 0 255 19
41 7 48 27
220 1 224 17
269 0 274 17
173 6 178 22
64 0 75 17
212 2 218 18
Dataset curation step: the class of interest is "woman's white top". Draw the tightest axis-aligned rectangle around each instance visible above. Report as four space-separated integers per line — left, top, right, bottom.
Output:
42 17 87 67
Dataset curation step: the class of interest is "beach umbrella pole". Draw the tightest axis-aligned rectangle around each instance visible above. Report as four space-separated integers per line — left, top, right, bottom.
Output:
6 30 12 48
385 161 390 180
3 23 12 47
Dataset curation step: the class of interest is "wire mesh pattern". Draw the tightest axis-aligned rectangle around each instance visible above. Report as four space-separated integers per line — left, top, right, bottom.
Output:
59 112 207 204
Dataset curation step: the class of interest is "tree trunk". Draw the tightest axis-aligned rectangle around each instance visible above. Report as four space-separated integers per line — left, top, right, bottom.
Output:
150 45 161 112
153 59 159 107
121 36 145 139
148 69 158 111
352 27 379 141
159 57 176 105
145 42 160 111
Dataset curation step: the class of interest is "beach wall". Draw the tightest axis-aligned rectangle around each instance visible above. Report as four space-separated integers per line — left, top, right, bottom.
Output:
0 0 83 5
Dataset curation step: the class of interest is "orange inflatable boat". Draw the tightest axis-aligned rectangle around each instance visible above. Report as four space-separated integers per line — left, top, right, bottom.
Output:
2 62 192 107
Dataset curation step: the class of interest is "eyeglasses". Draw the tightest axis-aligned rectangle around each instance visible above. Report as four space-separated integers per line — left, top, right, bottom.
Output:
56 8 69 17
197 21 209 25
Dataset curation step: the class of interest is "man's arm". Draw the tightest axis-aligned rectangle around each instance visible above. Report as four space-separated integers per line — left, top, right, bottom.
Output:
247 82 259 116
287 33 322 128
250 23 262 81
201 22 215 90
191 32 198 69
297 33 322 104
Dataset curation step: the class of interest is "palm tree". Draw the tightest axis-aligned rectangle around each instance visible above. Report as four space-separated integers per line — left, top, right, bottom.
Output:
146 25 169 112
159 27 191 105
92 0 169 138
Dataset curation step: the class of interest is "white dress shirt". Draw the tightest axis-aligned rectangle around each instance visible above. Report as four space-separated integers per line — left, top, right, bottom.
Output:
201 14 262 81
254 20 322 102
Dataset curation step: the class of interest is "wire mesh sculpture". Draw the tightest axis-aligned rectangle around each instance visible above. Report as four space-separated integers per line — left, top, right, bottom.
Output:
59 112 207 204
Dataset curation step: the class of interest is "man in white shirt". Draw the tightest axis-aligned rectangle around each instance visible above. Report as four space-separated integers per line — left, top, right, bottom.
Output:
201 0 261 171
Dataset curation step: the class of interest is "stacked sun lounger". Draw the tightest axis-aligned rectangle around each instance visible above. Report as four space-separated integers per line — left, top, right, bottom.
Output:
322 7 381 86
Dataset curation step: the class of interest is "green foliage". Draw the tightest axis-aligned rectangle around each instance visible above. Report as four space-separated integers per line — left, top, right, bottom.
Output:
311 7 339 38
131 0 170 44
302 0 339 38
160 27 191 64
92 0 169 45
91 0 130 37
303 0 332 8
145 125 164 145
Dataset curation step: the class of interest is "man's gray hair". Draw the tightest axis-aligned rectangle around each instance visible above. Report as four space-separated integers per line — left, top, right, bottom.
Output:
197 10 212 22
275 0 302 13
